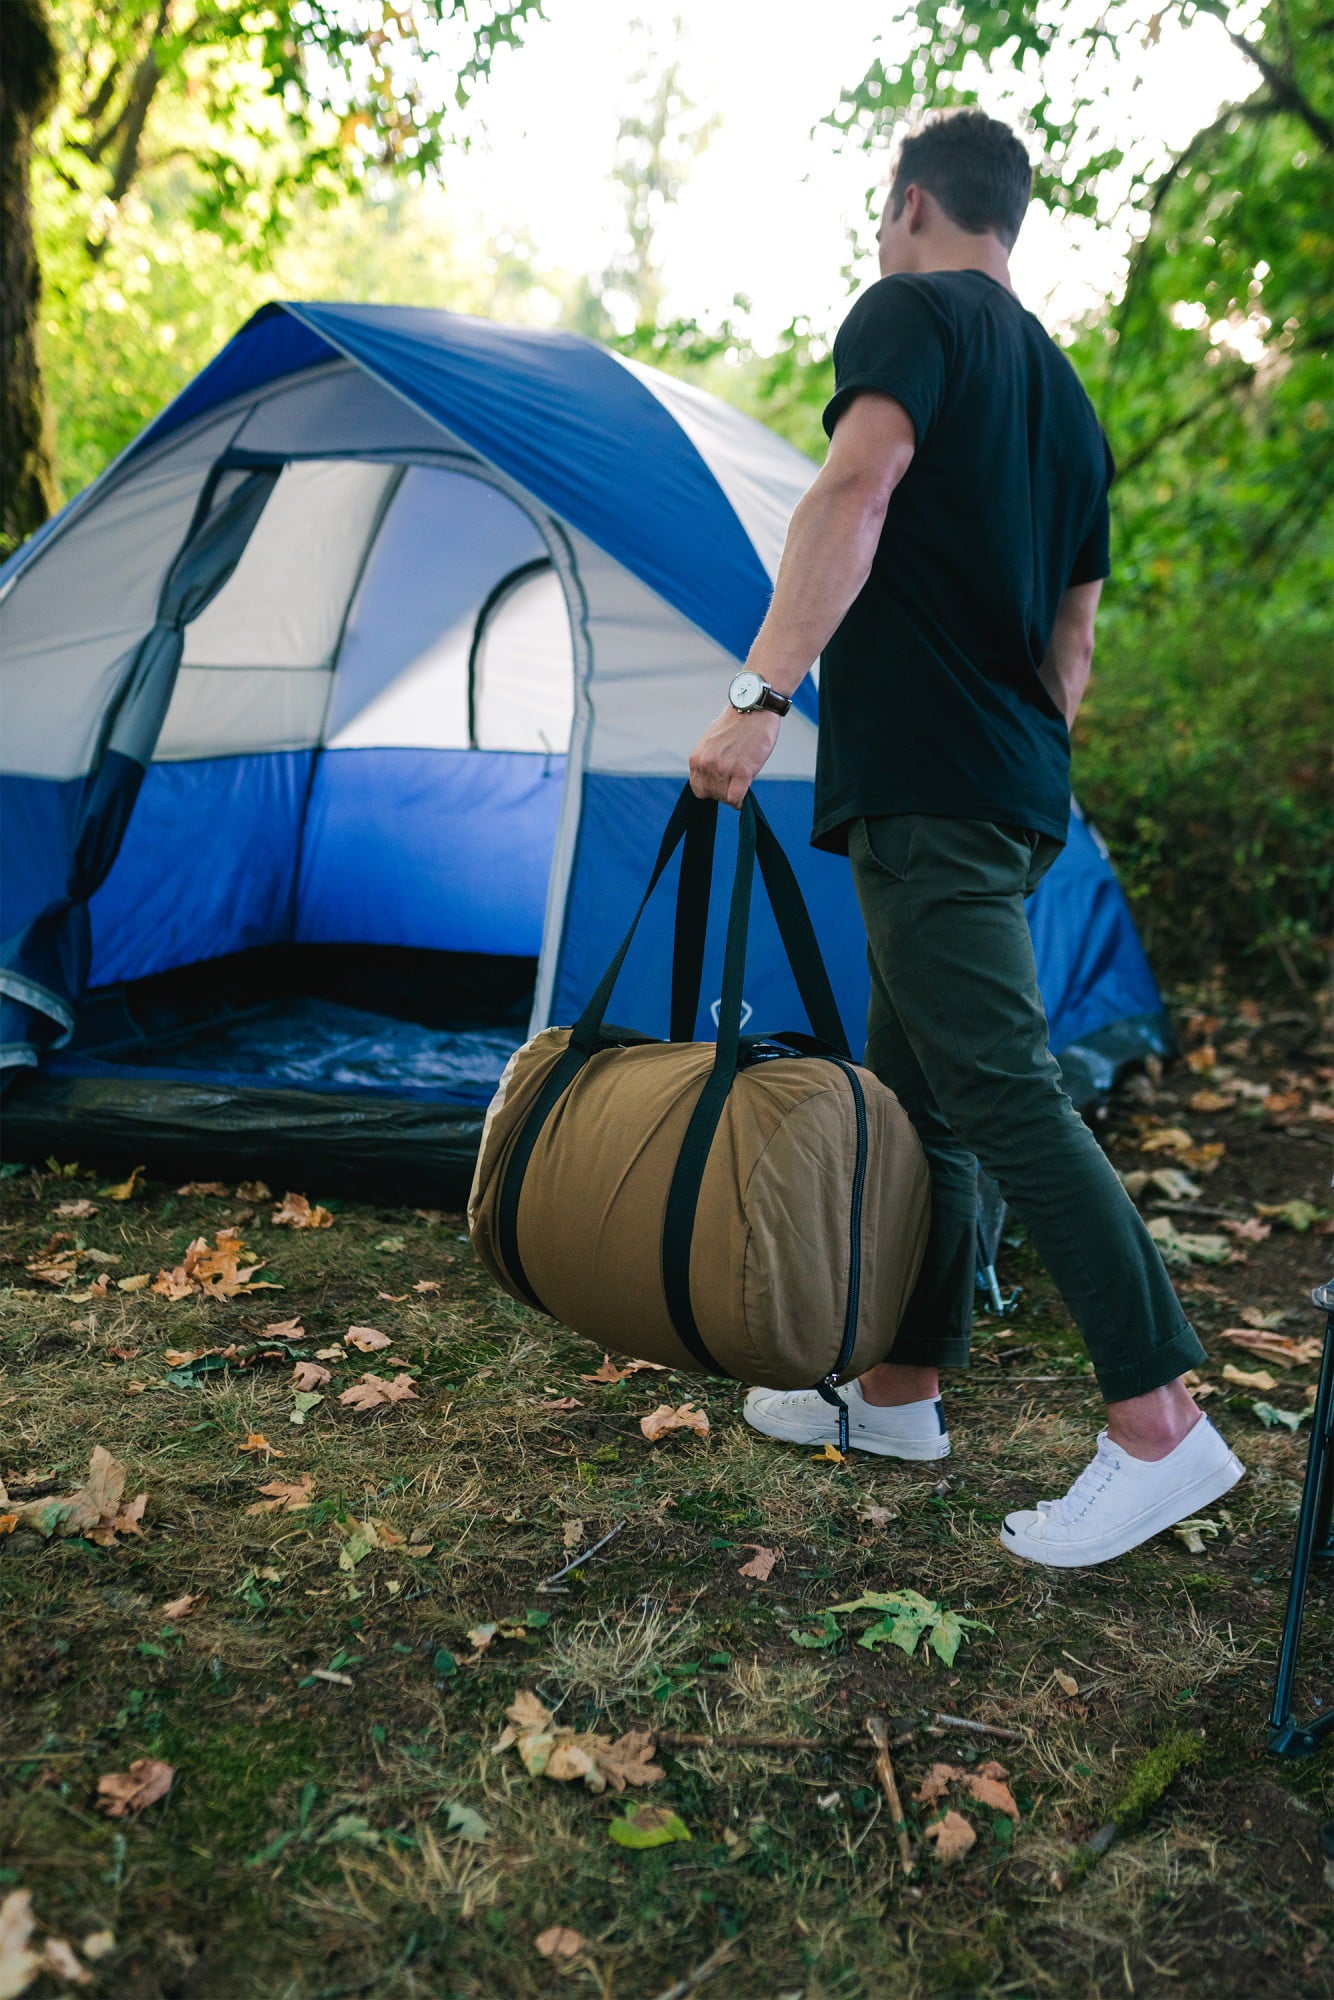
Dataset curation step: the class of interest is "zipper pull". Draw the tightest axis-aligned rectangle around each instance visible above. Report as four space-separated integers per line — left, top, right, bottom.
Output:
814 1376 849 1456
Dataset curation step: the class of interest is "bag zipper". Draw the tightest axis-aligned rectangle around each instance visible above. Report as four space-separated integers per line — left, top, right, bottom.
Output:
813 1056 868 1456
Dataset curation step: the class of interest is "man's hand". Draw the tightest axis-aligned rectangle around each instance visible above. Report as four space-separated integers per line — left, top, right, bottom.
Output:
688 706 782 807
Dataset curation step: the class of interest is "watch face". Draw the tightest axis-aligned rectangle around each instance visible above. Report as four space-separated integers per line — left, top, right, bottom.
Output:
730 671 764 710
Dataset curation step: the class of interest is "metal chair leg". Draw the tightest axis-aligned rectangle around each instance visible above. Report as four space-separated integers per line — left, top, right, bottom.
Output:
1267 1281 1334 1758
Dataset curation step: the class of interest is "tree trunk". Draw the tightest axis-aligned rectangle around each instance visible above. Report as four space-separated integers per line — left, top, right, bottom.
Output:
0 0 61 557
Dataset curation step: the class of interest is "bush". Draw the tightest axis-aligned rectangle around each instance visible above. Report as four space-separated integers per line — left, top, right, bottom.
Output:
1073 606 1330 993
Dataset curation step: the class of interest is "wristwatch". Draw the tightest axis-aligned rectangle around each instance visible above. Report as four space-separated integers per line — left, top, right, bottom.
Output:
728 669 791 717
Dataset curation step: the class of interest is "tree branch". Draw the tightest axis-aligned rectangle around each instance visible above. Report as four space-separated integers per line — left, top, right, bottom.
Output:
1191 0 1334 151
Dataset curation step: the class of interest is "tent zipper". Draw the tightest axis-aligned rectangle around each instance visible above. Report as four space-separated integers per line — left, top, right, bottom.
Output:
813 1056 868 1456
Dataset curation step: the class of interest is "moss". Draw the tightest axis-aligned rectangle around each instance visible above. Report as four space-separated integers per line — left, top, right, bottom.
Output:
1110 1730 1204 1834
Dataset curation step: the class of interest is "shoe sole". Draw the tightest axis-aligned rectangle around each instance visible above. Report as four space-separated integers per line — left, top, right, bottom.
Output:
1000 1451 1245 1568
744 1407 951 1461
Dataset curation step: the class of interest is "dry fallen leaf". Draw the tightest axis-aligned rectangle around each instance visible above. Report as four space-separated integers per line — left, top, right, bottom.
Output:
40 1935 90 1985
96 1758 174 1818
338 1372 420 1413
1221 1217 1272 1245
562 1519 585 1548
261 1318 305 1341
116 1274 150 1293
177 1181 228 1197
291 1362 332 1392
494 1690 663 1795
581 1354 671 1384
8 1446 147 1547
1221 1362 1278 1392
923 1809 976 1863
102 1166 145 1202
246 1474 314 1515
80 1932 115 1964
540 1396 583 1412
345 1325 391 1353
810 1442 845 1464
413 1278 443 1294
238 1433 283 1459
53 1199 98 1219
236 1180 271 1202
1218 1329 1323 1367
271 1192 333 1230
153 1229 274 1302
0 1887 39 1997
738 1545 780 1581
639 1403 709 1442
534 1927 586 1961
1187 1088 1234 1113
1053 1670 1080 1698
161 1592 203 1621
913 1760 1019 1822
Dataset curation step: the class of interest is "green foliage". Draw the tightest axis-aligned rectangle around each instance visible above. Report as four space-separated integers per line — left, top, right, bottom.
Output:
792 1591 991 1664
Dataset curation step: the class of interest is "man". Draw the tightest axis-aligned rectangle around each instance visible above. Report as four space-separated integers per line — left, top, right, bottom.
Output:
687 108 1243 1568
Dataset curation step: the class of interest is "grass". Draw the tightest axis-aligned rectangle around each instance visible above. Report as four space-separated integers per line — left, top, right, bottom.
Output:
2 985 1332 1998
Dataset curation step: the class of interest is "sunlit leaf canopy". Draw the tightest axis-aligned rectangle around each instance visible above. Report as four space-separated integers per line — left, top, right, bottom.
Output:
44 0 545 255
825 0 1332 621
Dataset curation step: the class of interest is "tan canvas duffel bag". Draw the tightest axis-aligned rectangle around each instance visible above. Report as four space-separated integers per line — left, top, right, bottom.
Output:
469 787 930 1449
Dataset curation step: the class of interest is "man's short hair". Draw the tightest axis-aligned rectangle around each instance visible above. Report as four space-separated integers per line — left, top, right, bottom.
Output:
889 109 1032 248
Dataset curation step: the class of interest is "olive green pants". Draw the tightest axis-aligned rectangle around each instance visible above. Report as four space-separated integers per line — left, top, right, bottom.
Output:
848 814 1206 1404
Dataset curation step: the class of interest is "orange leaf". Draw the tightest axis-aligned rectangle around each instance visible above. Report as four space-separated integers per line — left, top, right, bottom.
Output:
271 1191 333 1230
177 1181 228 1197
923 1809 976 1863
639 1402 709 1441
291 1362 332 1392
261 1318 305 1341
246 1474 314 1515
96 1758 174 1817
337 1372 420 1413
161 1592 203 1621
345 1325 391 1353
238 1433 283 1458
534 1926 586 1960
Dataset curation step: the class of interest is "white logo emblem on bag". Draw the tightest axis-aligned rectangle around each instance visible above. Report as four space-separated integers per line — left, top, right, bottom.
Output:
710 999 753 1029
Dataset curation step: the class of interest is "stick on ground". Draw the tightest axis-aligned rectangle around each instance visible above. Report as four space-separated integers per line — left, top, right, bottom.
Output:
643 1936 740 2000
866 1714 913 1875
535 1518 628 1592
654 1731 827 1751
931 1712 1025 1742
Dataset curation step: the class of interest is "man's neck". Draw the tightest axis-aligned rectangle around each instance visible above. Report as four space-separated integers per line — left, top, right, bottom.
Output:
894 235 1015 295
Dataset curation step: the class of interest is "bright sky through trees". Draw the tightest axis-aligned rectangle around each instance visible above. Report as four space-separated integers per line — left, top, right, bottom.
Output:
436 0 1258 341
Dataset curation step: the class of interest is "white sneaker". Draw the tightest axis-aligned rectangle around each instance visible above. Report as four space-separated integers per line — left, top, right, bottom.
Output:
1001 1415 1244 1568
744 1379 950 1460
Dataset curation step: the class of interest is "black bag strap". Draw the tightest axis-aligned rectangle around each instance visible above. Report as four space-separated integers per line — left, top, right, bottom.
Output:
500 784 850 1366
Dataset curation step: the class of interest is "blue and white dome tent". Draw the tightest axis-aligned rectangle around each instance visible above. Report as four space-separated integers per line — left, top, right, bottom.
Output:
0 302 1174 1197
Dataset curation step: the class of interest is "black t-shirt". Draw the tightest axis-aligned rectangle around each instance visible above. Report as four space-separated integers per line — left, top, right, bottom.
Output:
812 269 1113 853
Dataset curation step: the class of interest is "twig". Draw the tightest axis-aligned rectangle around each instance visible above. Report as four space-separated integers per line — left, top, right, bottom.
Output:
655 1731 827 1751
643 1935 740 2000
865 1715 913 1875
1146 1200 1245 1221
535 1518 628 1592
931 1712 1025 1742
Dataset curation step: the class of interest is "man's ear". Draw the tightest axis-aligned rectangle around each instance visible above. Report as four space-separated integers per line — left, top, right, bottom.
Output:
904 184 929 235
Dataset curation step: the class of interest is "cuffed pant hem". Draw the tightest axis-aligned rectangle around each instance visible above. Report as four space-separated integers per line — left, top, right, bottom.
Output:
881 1331 972 1372
1091 1324 1209 1405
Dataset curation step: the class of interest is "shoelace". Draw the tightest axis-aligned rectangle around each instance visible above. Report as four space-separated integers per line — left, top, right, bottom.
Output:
1042 1436 1123 1528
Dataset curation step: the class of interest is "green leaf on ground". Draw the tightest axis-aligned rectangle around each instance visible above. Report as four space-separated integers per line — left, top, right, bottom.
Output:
443 1801 490 1842
823 1589 992 1666
1250 1400 1311 1431
607 1803 690 1849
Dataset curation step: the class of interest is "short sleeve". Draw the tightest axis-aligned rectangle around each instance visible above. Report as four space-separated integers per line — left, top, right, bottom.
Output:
1068 433 1116 585
822 276 955 447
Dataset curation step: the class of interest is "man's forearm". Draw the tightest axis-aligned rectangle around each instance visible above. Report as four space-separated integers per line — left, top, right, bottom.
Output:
1038 641 1093 726
742 469 892 697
